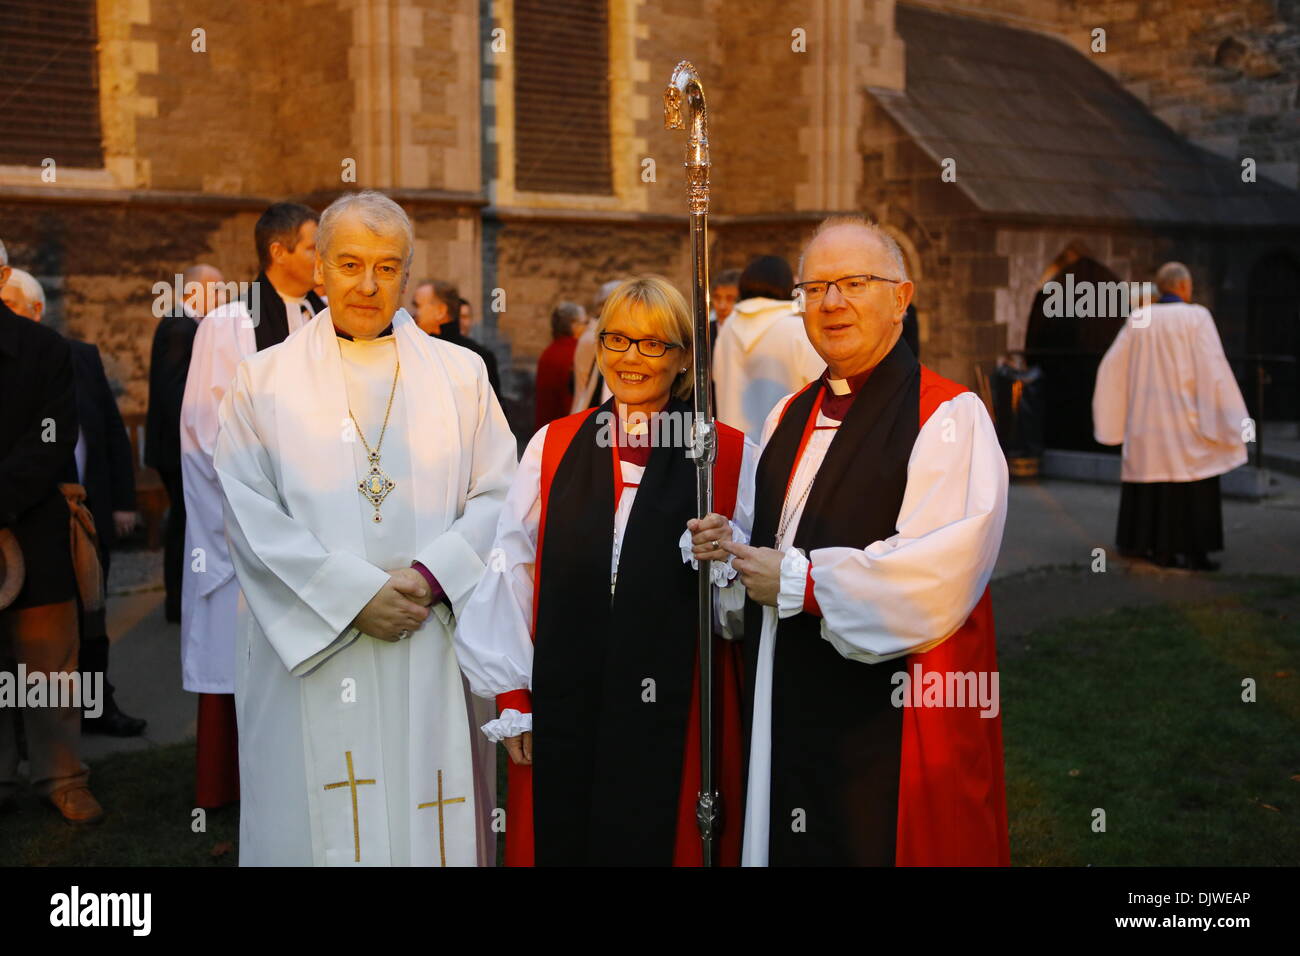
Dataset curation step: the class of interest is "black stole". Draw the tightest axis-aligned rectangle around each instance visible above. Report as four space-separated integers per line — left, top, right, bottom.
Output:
248 272 325 352
744 335 921 866
532 397 700 865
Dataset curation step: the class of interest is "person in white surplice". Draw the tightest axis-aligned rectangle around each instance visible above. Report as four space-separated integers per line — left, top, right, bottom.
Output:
1093 261 1248 571
214 191 517 866
180 202 323 809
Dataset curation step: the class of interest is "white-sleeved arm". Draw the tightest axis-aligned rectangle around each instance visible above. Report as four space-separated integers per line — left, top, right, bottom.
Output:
214 361 391 676
1092 323 1130 447
453 427 543 739
677 435 759 592
716 406 788 640
179 311 245 595
1192 310 1250 451
807 392 1008 663
412 357 519 617
711 436 760 639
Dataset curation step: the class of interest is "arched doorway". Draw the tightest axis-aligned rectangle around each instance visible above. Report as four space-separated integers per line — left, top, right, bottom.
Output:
1024 254 1128 452
1247 252 1300 426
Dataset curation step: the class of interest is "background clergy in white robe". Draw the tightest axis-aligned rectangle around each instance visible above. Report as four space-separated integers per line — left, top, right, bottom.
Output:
711 255 825 441
180 202 323 808
214 191 516 866
697 218 1010 866
1093 262 1248 570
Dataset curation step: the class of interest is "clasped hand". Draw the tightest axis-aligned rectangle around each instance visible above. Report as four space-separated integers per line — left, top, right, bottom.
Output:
352 568 434 642
687 513 784 606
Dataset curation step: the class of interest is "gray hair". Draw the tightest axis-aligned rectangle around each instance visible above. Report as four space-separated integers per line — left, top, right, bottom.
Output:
799 215 910 283
0 239 7 267
550 300 585 339
1155 261 1191 293
594 278 625 316
5 267 46 311
318 190 414 274
183 262 221 285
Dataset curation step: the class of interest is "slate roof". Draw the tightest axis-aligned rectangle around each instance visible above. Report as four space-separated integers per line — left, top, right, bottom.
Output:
869 4 1300 227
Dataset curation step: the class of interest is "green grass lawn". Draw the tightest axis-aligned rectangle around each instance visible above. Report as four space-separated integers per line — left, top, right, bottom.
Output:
3 578 1296 866
1002 577 1300 866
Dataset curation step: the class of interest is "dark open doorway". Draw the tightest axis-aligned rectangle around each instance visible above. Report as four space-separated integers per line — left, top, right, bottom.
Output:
1247 252 1300 427
1024 254 1128 452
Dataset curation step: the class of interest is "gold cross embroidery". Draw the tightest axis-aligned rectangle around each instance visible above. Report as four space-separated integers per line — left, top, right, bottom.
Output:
417 769 467 867
323 750 376 863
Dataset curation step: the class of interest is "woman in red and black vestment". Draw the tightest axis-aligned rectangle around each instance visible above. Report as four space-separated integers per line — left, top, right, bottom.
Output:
455 276 756 866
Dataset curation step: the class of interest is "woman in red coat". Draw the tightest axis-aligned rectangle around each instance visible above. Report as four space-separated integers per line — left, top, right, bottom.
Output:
533 302 587 431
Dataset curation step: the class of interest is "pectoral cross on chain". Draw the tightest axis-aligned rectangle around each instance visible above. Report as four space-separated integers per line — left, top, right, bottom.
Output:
417 769 467 867
323 750 376 863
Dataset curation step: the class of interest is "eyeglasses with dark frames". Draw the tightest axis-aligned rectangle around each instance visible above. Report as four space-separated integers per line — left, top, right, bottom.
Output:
599 331 683 358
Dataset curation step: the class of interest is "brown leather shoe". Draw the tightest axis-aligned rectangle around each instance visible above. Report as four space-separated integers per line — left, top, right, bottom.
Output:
46 786 104 825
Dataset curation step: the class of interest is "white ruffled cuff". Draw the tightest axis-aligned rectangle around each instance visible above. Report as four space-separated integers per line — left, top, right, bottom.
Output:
677 523 742 587
480 708 532 742
777 547 809 619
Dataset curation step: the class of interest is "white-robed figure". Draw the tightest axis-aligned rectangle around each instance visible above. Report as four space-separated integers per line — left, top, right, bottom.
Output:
711 255 824 441
1093 261 1248 571
214 191 516 866
180 203 324 808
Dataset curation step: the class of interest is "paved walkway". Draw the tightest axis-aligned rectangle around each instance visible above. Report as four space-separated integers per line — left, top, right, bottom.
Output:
82 472 1300 763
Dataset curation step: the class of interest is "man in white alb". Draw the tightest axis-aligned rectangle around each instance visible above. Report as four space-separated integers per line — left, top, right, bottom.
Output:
214 191 516 865
179 203 324 808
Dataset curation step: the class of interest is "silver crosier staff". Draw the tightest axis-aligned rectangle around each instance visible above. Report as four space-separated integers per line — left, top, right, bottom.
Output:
664 60 719 866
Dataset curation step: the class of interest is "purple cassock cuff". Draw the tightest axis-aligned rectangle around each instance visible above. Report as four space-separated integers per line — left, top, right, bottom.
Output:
410 561 447 607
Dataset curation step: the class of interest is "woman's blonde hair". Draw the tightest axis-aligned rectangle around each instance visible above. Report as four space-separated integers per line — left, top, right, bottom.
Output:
596 275 694 401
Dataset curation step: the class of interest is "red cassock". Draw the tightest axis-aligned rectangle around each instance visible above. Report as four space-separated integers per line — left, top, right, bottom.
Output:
195 692 239 809
896 369 1008 866
499 402 747 866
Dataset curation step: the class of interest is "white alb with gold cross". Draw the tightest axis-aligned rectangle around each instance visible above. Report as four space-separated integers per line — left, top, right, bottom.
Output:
216 309 516 866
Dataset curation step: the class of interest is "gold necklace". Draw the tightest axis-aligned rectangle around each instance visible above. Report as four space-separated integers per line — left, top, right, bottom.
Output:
349 355 401 523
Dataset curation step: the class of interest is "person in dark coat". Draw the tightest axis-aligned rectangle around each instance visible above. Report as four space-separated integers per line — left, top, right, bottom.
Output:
145 264 225 623
411 280 502 397
5 265 147 736
0 252 101 824
67 338 146 736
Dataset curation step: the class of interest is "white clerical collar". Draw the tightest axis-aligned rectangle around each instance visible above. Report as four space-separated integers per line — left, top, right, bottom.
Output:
828 378 852 396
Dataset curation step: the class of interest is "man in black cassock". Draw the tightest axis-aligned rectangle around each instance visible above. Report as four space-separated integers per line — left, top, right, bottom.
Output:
145 263 224 622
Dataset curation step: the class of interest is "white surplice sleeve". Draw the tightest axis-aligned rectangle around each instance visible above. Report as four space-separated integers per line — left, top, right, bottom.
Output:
453 427 544 741
411 357 519 616
1092 321 1130 447
800 391 1008 663
215 361 391 676
180 309 246 595
676 435 759 593
1192 309 1249 450
716 430 766 639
